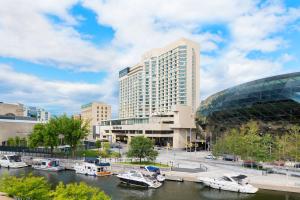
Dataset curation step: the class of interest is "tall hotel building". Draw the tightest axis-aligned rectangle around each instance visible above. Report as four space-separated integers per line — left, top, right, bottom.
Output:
98 38 200 149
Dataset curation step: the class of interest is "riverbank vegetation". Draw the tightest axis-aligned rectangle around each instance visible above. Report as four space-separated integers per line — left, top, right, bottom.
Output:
0 174 110 200
212 121 300 162
116 161 169 168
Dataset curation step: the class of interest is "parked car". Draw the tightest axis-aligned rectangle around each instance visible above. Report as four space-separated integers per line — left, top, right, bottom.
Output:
243 160 263 169
205 154 216 160
222 154 238 162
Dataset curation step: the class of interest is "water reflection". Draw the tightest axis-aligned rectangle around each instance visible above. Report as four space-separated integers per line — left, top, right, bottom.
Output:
199 187 254 200
1 167 300 200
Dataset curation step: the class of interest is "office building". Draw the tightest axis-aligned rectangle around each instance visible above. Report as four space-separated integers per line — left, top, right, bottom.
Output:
98 38 200 149
81 102 112 140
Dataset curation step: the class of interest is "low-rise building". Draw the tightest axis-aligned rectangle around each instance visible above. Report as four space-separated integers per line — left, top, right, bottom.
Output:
0 102 24 117
0 118 38 145
0 102 51 145
97 105 197 149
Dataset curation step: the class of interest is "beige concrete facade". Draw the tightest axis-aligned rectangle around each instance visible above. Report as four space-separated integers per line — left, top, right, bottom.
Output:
81 102 112 140
0 102 24 116
119 38 200 119
98 105 197 149
0 119 38 145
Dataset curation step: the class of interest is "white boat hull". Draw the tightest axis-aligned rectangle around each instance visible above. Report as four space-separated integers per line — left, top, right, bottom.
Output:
32 165 64 172
200 177 258 194
0 162 27 168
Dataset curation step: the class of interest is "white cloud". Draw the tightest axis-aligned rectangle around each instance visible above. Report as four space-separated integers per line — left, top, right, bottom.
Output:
0 64 119 116
0 0 299 113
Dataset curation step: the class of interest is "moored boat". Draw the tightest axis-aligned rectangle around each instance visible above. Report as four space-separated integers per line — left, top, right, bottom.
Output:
199 174 258 194
0 154 27 168
117 170 162 189
74 157 112 176
144 166 165 182
32 159 64 171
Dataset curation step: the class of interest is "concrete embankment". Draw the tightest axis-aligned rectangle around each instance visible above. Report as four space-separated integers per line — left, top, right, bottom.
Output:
163 169 300 193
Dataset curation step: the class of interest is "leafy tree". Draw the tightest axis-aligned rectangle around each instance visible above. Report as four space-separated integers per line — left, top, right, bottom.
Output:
127 136 158 163
29 123 45 147
29 120 59 155
51 182 110 200
0 174 51 200
58 115 90 157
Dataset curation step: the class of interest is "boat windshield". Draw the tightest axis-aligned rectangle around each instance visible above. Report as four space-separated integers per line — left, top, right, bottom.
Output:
130 171 143 178
8 155 22 162
231 175 247 185
220 176 232 182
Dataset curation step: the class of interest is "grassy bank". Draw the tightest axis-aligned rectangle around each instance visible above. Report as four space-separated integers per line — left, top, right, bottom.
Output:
115 161 169 168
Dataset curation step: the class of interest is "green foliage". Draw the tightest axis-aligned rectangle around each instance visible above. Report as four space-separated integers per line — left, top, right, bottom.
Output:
6 136 27 147
0 175 110 200
0 174 51 200
7 137 16 146
29 119 59 154
127 136 158 162
95 140 102 148
212 121 292 162
51 182 110 200
29 115 89 157
56 115 90 157
76 150 100 157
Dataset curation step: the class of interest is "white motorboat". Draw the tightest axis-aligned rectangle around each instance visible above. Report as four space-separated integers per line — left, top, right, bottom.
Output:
74 157 112 176
117 170 162 189
0 154 27 168
143 166 165 182
32 159 64 171
199 174 258 194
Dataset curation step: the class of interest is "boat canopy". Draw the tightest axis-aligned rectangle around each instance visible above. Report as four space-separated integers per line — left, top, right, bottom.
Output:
232 174 247 180
84 157 110 166
145 166 160 172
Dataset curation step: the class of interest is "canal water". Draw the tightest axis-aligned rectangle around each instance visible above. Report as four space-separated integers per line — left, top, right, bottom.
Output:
0 168 300 200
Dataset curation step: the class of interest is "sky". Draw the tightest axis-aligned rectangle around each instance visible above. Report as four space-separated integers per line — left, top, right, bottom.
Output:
0 0 300 117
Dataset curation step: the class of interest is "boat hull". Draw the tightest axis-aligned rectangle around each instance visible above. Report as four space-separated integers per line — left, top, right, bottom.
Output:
0 162 27 168
202 179 258 194
118 177 151 188
32 166 64 172
96 171 112 177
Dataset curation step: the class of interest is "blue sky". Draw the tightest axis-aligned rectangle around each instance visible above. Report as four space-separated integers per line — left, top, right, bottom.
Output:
0 0 299 116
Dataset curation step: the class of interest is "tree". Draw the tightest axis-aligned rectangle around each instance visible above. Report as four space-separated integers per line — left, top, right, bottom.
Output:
29 123 45 148
29 119 60 155
0 174 51 200
58 115 89 157
51 182 110 200
127 136 158 163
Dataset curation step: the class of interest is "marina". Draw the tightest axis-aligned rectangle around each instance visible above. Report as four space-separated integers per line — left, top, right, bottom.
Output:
1 167 300 200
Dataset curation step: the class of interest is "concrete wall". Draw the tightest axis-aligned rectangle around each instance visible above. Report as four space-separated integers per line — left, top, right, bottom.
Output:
0 119 38 144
